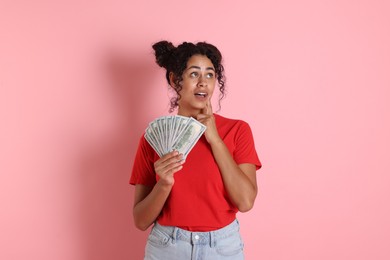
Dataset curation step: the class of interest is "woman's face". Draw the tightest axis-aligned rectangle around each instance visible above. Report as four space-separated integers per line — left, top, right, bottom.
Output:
174 55 216 117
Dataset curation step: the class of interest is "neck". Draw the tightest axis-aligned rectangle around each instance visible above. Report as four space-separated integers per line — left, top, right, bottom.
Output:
177 107 201 118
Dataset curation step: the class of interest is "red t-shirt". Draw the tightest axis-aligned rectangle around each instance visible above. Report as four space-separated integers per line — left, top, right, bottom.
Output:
130 114 261 231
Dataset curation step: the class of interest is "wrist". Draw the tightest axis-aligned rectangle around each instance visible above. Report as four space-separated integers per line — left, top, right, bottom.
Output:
209 137 224 147
156 179 174 191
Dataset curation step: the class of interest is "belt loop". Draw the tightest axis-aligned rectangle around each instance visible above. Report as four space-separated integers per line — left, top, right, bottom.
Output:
172 227 178 244
210 231 216 248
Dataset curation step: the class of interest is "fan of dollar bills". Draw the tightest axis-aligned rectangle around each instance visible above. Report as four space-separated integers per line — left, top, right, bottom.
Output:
144 115 206 159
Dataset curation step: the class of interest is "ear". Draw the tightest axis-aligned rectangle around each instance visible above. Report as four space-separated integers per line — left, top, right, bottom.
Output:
169 72 176 88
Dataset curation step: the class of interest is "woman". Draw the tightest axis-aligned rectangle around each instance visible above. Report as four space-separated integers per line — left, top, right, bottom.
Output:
130 41 262 259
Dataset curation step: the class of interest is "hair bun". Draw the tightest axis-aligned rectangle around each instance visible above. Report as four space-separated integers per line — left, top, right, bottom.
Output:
152 41 175 69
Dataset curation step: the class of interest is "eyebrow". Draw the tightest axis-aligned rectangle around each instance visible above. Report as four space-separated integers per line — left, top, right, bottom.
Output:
187 65 215 71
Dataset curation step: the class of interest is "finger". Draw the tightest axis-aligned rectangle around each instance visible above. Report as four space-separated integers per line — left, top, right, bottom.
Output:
199 99 210 115
159 150 179 163
197 101 212 119
161 158 185 175
197 113 207 120
160 153 184 168
154 151 181 171
166 161 185 174
206 99 213 115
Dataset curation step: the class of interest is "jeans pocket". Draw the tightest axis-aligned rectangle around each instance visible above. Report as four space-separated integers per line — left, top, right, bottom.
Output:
147 227 172 248
216 232 244 256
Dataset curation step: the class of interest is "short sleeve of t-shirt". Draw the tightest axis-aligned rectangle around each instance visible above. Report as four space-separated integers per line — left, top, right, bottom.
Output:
129 136 157 186
233 121 262 170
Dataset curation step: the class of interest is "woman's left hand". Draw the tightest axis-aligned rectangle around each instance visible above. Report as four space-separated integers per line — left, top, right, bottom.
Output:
196 100 221 145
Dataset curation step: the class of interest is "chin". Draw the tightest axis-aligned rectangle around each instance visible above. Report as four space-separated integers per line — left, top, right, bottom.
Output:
194 104 206 110
179 101 205 113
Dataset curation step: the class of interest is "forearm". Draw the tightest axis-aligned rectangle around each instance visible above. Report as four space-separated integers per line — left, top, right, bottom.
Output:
133 151 183 230
210 139 257 212
133 182 172 231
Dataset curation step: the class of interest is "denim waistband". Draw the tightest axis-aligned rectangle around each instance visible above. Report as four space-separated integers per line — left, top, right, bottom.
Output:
153 219 240 247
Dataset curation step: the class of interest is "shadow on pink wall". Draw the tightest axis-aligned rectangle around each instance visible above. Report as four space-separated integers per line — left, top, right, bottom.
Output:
77 51 156 260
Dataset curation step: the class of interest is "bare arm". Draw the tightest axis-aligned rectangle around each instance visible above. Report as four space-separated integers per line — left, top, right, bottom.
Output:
133 151 184 231
197 102 258 212
209 141 257 212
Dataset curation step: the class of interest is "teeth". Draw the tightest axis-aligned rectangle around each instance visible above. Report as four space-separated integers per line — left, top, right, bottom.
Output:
195 93 207 97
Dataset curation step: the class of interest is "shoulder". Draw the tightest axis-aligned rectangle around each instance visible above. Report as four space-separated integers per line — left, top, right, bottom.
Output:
136 134 158 159
214 114 254 139
214 113 250 128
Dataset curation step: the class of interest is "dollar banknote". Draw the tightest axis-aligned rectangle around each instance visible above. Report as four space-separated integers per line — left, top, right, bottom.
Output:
144 115 206 158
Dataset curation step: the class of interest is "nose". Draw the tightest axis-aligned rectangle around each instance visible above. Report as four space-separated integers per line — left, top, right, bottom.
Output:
197 75 207 87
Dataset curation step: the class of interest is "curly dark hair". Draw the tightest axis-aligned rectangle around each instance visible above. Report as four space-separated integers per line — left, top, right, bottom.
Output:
152 41 226 112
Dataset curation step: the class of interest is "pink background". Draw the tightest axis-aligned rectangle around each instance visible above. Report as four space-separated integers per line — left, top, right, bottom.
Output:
1 0 389 259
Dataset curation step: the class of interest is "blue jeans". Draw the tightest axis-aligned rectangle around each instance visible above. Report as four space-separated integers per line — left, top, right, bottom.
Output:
144 219 245 260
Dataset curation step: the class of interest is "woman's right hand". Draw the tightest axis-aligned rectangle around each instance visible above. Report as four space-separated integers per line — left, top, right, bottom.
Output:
154 150 184 187
133 151 184 231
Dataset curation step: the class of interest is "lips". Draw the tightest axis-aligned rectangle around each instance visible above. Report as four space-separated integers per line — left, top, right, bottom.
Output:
194 92 207 98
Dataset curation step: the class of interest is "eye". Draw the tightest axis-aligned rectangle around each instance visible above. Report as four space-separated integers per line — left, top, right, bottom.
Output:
206 73 214 79
190 71 199 78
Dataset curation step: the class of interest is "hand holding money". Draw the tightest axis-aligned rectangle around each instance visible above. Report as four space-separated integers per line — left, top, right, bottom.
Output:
154 151 184 186
144 115 207 159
